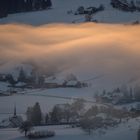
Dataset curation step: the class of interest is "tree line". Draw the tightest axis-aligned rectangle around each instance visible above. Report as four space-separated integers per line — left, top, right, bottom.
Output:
111 0 140 12
26 99 85 126
0 0 52 18
22 99 138 136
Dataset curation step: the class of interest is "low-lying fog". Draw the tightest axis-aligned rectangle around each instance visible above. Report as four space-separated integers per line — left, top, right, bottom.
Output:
0 23 140 88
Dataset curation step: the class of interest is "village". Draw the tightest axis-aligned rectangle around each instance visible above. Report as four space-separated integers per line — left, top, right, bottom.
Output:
0 67 88 96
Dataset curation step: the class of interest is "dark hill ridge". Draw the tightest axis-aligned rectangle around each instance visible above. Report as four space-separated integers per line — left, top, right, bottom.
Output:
0 0 52 18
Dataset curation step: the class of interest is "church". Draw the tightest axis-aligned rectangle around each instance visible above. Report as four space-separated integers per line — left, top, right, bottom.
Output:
0 105 23 128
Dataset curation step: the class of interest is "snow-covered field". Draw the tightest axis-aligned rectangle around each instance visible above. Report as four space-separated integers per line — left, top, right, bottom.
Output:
0 87 96 121
0 117 140 140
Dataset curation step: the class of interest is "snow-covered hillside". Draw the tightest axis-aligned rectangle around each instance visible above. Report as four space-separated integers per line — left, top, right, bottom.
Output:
0 0 140 25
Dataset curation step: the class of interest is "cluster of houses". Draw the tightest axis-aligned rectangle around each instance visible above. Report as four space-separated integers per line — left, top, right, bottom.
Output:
0 71 88 92
32 76 88 88
74 5 104 15
110 0 140 12
12 76 88 89
40 76 88 89
95 88 134 105
95 91 124 105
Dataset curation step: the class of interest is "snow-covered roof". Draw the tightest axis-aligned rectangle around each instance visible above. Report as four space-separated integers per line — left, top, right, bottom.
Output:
0 116 23 128
66 81 78 86
45 76 64 84
112 92 124 97
0 82 9 92
15 82 26 87
96 113 108 119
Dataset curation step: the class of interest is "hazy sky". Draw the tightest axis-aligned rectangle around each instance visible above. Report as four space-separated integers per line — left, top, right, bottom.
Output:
0 23 140 85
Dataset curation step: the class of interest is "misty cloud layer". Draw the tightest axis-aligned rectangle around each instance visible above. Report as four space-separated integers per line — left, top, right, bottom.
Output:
0 23 140 84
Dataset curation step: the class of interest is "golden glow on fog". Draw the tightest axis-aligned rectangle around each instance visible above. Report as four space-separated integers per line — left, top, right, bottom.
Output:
0 23 140 78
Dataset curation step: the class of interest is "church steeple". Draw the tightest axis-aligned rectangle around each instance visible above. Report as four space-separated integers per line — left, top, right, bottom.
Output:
14 103 17 117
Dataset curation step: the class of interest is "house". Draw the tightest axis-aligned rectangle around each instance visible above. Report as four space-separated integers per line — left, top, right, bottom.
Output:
14 82 27 88
44 76 64 88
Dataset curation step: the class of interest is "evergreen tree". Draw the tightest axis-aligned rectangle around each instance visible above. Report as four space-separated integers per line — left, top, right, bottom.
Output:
138 128 140 140
32 102 42 125
134 85 140 101
26 102 42 126
38 76 45 85
18 68 27 83
46 0 52 8
26 107 33 122
45 113 49 124
50 105 62 123
8 0 15 14
130 0 136 9
41 0 48 9
120 84 129 98
16 0 25 12
25 0 33 11
0 0 8 18
34 0 41 10
0 0 53 19
6 74 16 86
129 87 133 99
102 89 106 95
62 104 71 123
8 0 19 14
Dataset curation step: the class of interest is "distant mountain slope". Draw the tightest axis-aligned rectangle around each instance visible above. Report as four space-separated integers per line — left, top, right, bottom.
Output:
0 0 139 25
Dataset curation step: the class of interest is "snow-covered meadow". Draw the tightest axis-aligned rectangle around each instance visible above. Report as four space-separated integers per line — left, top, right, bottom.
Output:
0 117 140 140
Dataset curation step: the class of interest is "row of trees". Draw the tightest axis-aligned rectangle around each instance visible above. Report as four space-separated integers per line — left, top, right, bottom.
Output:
25 99 131 127
26 99 85 126
19 101 139 137
111 0 140 12
19 100 84 137
0 0 52 18
26 102 42 125
80 104 133 135
49 99 85 124
1 68 44 87
20 98 139 136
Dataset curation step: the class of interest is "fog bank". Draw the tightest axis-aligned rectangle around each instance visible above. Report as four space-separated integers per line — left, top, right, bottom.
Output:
0 23 140 86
